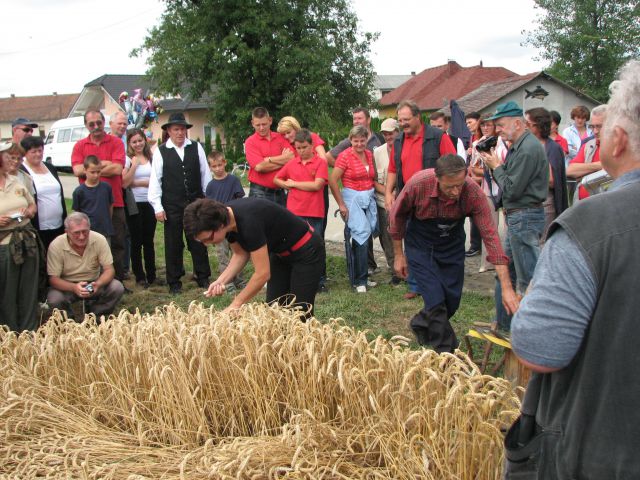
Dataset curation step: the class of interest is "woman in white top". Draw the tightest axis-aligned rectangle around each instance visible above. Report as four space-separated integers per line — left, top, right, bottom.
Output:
123 128 157 287
20 136 66 251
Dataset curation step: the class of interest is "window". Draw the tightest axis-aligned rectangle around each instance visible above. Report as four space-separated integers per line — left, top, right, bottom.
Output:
70 127 86 142
203 125 217 144
44 131 55 145
58 128 71 143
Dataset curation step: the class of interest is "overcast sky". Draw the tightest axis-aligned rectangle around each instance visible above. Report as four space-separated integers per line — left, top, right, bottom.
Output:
0 0 546 98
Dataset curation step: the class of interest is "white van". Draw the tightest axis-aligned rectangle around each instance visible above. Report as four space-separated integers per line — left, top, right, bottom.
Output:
44 115 110 171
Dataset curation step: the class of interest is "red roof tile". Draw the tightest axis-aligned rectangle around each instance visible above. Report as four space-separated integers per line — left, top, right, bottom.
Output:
380 61 519 111
0 93 80 123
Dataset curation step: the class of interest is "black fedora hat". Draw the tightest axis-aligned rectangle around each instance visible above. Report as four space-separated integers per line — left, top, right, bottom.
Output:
161 112 193 130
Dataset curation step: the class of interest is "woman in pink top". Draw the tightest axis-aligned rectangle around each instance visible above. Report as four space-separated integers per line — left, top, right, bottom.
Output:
329 125 377 292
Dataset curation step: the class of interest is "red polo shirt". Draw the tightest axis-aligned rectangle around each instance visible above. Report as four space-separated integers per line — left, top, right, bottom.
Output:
71 133 126 207
388 126 456 181
244 131 291 189
335 147 374 191
554 134 569 155
570 141 600 200
275 154 328 218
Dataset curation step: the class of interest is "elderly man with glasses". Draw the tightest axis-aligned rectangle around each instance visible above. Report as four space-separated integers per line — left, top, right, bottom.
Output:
46 212 125 321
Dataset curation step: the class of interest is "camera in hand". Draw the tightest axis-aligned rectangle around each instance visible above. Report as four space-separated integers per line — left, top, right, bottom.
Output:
9 213 24 223
475 136 498 153
85 284 94 293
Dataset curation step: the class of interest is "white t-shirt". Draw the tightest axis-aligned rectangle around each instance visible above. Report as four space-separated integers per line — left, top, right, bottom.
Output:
125 157 152 202
23 164 64 230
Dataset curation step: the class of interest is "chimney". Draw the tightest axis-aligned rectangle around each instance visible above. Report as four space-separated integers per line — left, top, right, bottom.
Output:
447 59 456 76
480 60 483 67
10 94 15 98
53 92 57 95
411 71 416 76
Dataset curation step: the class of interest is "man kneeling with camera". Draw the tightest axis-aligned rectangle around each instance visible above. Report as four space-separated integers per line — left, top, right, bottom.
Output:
46 212 124 321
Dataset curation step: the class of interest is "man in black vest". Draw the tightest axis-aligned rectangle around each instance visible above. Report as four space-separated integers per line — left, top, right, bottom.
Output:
508 60 640 478
384 100 456 299
148 113 212 294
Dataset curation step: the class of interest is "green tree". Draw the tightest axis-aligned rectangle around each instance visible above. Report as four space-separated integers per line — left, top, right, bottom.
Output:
134 0 378 145
523 0 640 102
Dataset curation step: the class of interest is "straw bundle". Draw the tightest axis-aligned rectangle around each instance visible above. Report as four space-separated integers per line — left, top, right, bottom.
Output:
0 303 520 479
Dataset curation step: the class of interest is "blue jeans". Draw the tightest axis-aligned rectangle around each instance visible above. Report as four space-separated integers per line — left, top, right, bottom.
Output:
496 207 545 330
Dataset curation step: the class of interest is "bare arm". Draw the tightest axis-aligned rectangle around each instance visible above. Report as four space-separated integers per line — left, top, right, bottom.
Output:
566 161 602 179
253 149 295 173
283 178 325 192
384 172 397 211
328 167 347 219
99 160 123 177
122 158 137 188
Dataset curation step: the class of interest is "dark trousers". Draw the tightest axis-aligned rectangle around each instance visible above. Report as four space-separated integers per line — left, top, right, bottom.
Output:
127 202 157 283
469 218 482 251
38 226 65 253
164 204 211 288
111 207 127 280
300 216 326 286
267 234 324 320
249 183 287 207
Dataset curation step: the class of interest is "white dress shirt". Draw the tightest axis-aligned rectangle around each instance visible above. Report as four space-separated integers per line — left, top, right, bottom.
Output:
147 138 212 213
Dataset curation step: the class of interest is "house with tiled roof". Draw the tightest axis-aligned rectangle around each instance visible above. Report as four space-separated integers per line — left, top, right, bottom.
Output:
71 74 221 146
0 93 79 140
379 61 599 132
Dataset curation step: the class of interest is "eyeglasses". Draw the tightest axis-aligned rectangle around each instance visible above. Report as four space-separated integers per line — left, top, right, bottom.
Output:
17 127 33 133
68 229 90 237
87 121 103 128
588 124 603 130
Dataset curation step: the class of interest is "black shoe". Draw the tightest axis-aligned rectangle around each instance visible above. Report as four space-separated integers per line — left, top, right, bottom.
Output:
169 284 182 295
389 275 402 286
196 278 210 289
317 284 329 294
465 248 480 257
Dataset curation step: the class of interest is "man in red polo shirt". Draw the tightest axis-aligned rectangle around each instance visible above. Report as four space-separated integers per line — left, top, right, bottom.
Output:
244 107 294 206
71 110 127 282
384 99 457 299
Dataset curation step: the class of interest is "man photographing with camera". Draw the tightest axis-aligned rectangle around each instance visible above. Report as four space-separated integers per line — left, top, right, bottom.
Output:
389 154 519 353
480 101 548 331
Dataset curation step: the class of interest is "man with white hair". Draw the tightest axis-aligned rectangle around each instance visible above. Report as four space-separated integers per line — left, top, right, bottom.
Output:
506 60 640 478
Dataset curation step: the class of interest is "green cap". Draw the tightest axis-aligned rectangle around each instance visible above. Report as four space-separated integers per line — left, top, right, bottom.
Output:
487 101 523 120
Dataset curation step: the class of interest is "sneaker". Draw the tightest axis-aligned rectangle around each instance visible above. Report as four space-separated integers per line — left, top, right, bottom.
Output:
368 267 380 276
465 248 480 257
389 275 402 286
196 278 210 289
224 283 236 294
367 280 377 288
356 285 367 293
169 285 182 295
403 292 419 300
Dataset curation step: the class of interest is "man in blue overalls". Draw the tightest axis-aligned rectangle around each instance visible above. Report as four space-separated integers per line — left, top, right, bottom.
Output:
389 154 519 352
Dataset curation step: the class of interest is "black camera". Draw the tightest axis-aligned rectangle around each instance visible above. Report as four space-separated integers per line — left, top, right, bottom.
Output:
85 284 94 294
475 136 498 153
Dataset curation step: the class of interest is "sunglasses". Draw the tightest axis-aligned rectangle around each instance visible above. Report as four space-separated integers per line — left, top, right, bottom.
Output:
17 127 33 133
87 121 103 128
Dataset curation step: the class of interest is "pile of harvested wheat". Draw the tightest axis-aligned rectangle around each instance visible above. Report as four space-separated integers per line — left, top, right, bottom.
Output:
0 303 520 479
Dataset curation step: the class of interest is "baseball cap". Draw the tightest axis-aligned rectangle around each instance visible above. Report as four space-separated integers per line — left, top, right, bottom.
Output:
12 117 38 128
487 101 524 120
380 118 398 132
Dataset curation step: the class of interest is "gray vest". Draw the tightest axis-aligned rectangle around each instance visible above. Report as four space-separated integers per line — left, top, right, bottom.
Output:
536 182 640 478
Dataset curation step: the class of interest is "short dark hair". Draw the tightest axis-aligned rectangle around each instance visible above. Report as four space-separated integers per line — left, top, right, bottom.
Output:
525 107 552 139
397 100 421 117
183 198 230 239
20 135 44 152
294 128 313 144
465 111 481 120
252 107 270 119
549 110 562 125
430 111 447 122
83 155 101 169
435 154 467 177
83 110 105 124
352 107 371 119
